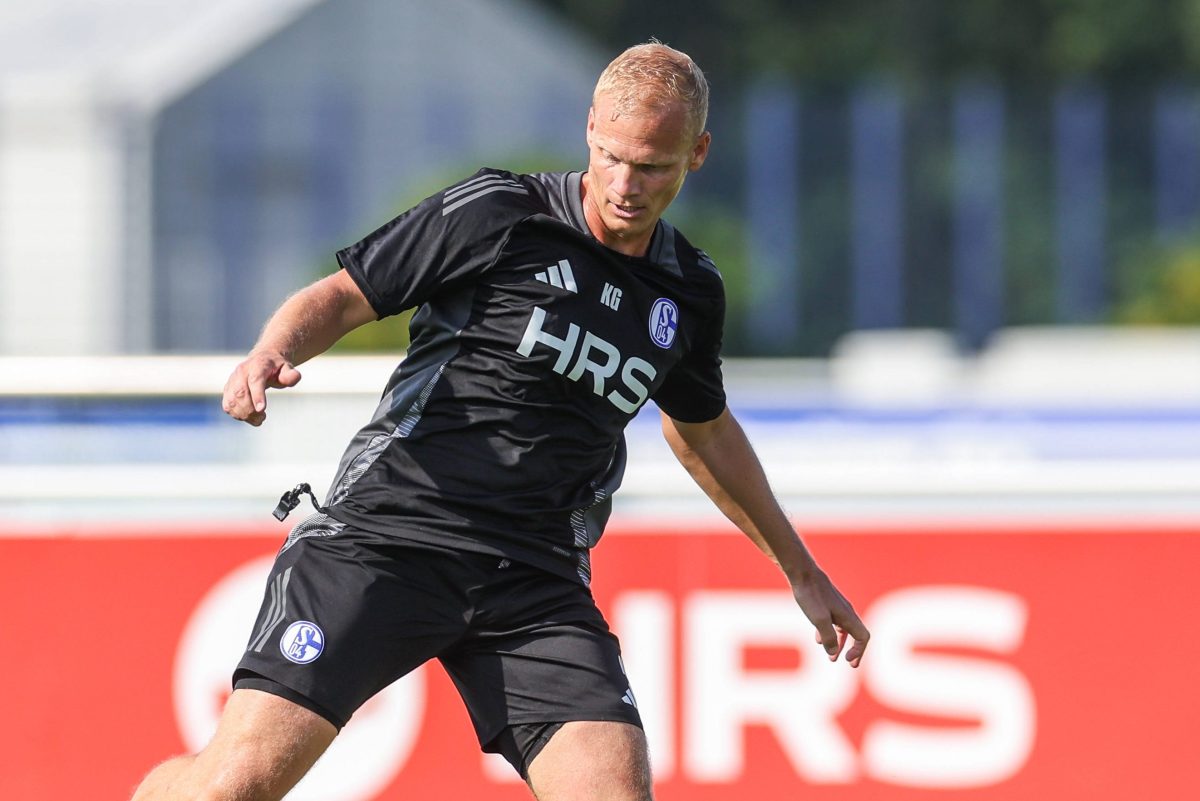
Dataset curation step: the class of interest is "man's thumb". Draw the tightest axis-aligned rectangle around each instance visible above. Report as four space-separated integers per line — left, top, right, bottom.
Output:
276 364 302 387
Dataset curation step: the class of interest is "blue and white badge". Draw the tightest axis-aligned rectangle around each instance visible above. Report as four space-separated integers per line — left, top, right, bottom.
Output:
280 620 325 664
649 298 679 349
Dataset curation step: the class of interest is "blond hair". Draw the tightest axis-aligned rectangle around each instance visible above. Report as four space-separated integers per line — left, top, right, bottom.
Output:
593 40 709 140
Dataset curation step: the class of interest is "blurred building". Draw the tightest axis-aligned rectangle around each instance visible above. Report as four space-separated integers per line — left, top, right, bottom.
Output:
6 2 1200 361
0 0 603 355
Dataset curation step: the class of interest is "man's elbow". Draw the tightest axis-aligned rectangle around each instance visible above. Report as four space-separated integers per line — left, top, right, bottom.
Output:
661 406 731 451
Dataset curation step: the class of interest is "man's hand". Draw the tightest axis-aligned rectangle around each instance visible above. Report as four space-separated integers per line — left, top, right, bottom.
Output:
791 569 869 668
663 408 870 667
222 350 303 426
219 270 376 426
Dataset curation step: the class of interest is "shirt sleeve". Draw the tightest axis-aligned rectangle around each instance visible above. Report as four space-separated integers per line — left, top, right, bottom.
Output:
653 287 727 423
335 169 525 317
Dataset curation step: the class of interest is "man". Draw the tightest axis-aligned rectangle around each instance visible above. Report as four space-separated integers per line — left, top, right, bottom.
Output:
132 41 868 801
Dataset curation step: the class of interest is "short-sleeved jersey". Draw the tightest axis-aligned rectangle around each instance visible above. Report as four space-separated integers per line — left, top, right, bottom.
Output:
326 168 726 584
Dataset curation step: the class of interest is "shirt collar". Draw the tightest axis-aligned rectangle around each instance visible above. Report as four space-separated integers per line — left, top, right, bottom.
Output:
566 171 683 277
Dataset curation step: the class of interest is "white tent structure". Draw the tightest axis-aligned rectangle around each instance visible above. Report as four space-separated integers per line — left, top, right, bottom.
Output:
0 0 324 354
0 0 603 354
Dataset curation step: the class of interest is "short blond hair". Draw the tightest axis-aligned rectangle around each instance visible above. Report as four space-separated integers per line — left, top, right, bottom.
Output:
593 40 709 141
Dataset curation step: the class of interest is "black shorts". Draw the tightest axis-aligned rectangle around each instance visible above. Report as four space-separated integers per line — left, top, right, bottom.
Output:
233 515 642 775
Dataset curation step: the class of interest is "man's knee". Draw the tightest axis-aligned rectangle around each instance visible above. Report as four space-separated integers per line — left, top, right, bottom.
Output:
526 720 653 801
130 689 337 801
132 750 282 801
130 754 193 801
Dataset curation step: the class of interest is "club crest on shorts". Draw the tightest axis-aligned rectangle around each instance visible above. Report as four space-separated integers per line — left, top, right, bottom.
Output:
649 298 679 349
280 620 325 664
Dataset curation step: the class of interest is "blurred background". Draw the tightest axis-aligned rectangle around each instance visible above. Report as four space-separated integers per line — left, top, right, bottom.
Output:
2 1 1199 799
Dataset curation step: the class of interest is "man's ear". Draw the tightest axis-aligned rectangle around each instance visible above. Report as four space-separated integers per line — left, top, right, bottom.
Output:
586 107 596 148
689 131 712 172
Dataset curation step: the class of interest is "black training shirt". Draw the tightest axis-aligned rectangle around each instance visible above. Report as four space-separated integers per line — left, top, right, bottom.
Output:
325 168 726 584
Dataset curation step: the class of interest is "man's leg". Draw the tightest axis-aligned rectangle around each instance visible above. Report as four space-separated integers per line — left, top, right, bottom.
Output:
130 689 336 801
525 721 653 801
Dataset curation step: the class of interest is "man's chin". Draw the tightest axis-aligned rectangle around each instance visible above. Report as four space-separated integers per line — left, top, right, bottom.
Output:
604 214 652 237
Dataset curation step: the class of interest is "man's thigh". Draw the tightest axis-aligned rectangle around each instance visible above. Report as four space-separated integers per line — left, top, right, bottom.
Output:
440 561 643 776
233 516 473 728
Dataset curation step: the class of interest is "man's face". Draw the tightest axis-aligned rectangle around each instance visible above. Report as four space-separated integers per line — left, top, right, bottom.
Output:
582 93 710 257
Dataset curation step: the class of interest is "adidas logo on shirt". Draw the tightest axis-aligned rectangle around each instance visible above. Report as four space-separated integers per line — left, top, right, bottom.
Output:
535 259 578 293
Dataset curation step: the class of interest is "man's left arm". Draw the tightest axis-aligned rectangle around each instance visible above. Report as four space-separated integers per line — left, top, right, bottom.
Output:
661 407 869 667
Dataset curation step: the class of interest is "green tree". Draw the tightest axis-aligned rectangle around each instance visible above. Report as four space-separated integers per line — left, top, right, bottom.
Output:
1115 237 1200 324
537 0 1200 84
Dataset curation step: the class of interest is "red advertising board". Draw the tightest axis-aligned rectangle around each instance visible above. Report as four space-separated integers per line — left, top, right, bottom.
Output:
3 521 1198 800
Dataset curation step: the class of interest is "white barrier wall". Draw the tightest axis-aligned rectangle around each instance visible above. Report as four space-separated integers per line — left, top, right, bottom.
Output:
2 328 1200 522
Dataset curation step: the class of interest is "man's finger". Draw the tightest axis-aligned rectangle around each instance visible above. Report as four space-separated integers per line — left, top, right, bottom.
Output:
838 612 870 642
220 372 241 415
815 619 840 660
221 383 251 419
845 637 867 668
813 625 845 651
837 616 870 668
247 373 268 413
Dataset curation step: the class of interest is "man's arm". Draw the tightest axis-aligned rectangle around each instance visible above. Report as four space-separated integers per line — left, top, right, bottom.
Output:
661 407 869 667
222 270 378 426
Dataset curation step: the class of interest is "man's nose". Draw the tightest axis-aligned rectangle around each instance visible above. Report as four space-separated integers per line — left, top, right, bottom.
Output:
611 164 640 198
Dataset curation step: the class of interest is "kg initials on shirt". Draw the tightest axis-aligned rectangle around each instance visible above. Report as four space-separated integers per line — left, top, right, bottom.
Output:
601 283 623 311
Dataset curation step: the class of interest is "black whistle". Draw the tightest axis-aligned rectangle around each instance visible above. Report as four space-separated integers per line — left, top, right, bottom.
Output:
272 482 324 521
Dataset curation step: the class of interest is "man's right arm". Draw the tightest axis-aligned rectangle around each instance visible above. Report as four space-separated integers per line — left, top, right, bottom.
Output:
222 270 378 426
